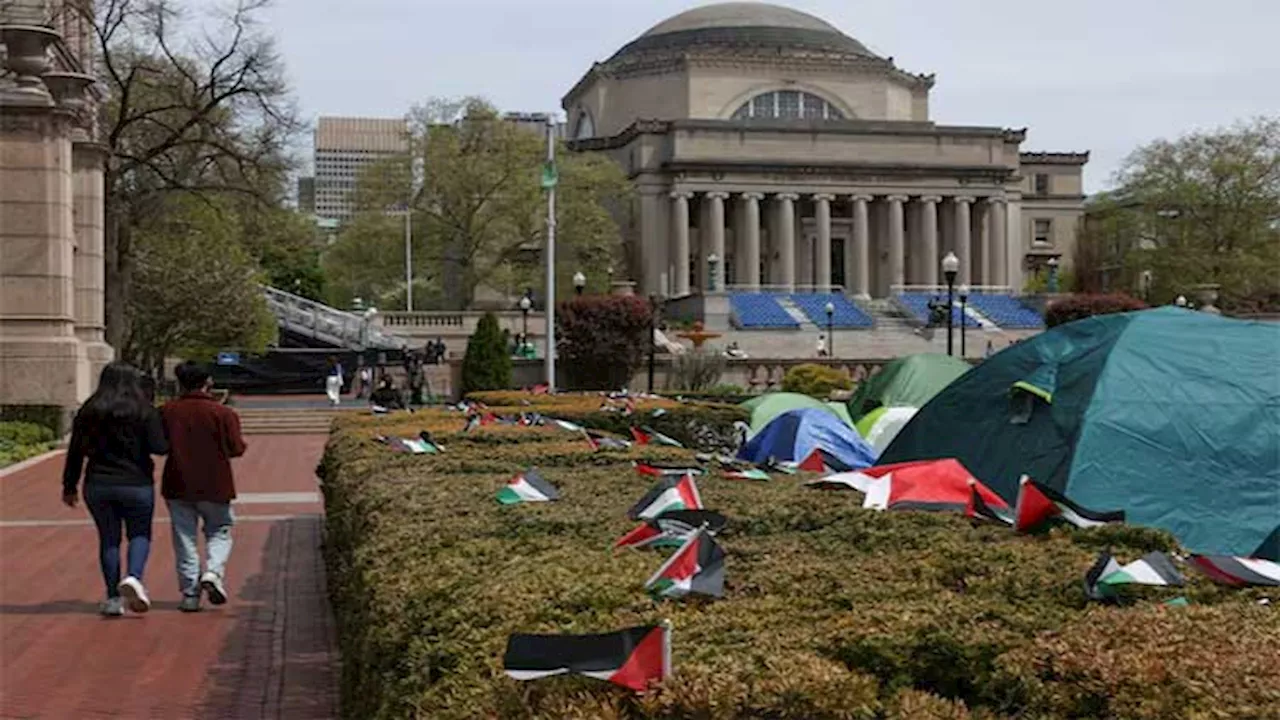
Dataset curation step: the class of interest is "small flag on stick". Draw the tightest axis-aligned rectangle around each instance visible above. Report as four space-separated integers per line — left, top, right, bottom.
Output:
496 468 560 505
503 623 671 692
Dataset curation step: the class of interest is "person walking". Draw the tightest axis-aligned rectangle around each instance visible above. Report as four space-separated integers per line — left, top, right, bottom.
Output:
815 334 827 357
324 356 343 406
160 361 247 612
62 362 168 616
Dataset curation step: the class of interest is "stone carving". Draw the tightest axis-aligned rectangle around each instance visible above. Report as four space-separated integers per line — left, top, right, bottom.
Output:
0 25 60 97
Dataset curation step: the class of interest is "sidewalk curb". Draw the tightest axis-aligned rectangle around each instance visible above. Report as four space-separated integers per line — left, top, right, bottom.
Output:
0 449 65 478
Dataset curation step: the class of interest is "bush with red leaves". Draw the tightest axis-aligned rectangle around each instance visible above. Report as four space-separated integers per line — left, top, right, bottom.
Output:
1044 293 1148 328
556 295 654 390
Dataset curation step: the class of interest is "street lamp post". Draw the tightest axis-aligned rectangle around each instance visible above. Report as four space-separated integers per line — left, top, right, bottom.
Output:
1047 257 1060 294
942 252 959 357
707 253 719 292
824 301 835 357
607 266 614 291
648 294 660 393
958 284 969 357
518 294 531 343
573 271 586 296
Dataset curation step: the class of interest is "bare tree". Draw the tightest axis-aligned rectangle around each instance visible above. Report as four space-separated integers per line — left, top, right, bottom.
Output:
71 0 300 347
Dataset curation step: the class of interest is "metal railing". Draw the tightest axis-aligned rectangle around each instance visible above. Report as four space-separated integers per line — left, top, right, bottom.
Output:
261 285 409 350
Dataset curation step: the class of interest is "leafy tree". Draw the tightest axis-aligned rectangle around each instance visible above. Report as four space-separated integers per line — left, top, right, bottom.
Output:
461 313 511 393
1044 294 1148 328
556 296 652 390
236 205 327 300
341 98 631 309
1077 117 1280 309
124 196 276 377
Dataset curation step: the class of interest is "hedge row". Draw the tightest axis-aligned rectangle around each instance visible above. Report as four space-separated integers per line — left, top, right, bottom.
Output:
0 421 57 468
320 400 1279 719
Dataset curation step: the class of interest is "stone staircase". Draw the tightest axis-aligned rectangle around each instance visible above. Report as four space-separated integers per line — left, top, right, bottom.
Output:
234 407 339 435
774 296 817 328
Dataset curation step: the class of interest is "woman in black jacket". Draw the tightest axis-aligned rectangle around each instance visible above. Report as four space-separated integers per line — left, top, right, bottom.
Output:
62 362 168 616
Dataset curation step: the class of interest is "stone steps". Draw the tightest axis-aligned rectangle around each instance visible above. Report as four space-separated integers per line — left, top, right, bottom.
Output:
234 408 338 435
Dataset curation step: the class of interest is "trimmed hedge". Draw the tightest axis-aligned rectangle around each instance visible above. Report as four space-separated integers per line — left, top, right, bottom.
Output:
320 399 1278 720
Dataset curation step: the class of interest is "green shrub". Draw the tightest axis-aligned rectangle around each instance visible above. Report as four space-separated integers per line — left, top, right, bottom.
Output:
1044 293 1147 328
0 404 64 436
0 421 58 468
461 312 512 393
318 398 1276 718
781 363 853 399
666 348 728 392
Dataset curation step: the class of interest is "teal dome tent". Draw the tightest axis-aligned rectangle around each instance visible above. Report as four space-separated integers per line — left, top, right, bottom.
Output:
880 307 1280 556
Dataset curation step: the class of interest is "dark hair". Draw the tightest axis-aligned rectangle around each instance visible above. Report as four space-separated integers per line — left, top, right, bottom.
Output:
139 374 157 403
76 362 150 431
175 361 212 392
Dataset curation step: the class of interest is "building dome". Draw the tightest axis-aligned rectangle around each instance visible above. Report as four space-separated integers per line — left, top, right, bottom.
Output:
608 2 876 63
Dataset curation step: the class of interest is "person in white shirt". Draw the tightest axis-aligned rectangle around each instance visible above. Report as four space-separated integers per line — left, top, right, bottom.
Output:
816 334 827 357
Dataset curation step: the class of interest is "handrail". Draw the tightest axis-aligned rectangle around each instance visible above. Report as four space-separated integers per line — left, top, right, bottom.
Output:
260 285 409 350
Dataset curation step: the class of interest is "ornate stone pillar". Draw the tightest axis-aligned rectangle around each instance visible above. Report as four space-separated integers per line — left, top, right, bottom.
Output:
953 196 974 285
850 194 872 298
639 189 669 297
886 195 908 290
706 191 727 292
814 193 833 293
1006 197 1023 292
739 192 762 290
671 191 691 296
775 193 798 292
986 197 1007 287
919 195 940 287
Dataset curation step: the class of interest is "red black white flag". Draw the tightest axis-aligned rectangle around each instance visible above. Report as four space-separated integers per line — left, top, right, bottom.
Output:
614 509 728 551
503 623 672 692
630 426 684 448
1014 475 1125 532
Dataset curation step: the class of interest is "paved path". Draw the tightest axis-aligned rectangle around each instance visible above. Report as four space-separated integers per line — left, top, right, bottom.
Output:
0 435 338 719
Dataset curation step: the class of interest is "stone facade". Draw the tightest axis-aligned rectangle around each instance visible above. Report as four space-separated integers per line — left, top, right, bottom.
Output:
1 1 111 419
562 3 1088 299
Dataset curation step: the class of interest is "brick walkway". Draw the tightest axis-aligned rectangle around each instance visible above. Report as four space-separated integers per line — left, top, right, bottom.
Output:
0 435 338 719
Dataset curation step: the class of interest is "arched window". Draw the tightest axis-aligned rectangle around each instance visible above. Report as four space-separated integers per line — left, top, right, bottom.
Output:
573 110 596 140
730 90 846 121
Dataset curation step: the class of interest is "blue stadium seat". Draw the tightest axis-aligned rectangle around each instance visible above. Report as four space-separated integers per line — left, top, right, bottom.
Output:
729 293 800 329
967 293 1045 329
788 293 875 329
895 292 980 328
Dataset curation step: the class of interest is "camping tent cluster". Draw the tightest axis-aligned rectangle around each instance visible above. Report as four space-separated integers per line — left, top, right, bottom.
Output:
742 308 1279 559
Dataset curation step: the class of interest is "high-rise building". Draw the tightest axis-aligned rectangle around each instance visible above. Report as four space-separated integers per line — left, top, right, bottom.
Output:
296 176 316 215
313 116 408 223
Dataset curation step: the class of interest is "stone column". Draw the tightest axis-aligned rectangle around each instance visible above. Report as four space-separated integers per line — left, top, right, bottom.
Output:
919 195 940 287
986 197 1007 287
638 189 668 297
705 191 727 292
775 193 798 292
886 195 907 290
72 142 113 378
850 194 872 298
1006 197 1024 292
953 196 974 285
739 192 762 290
671 191 691 296
814 193 833 293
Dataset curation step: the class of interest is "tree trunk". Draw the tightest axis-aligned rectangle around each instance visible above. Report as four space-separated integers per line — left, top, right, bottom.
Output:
104 196 133 351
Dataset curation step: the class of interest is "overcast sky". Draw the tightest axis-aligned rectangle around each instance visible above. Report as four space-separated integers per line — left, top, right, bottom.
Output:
265 0 1279 193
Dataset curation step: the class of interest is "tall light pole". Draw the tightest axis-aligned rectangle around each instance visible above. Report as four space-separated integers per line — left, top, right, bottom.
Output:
942 252 959 357
958 284 969 357
824 301 835 357
404 210 413 311
541 114 558 391
648 294 659 393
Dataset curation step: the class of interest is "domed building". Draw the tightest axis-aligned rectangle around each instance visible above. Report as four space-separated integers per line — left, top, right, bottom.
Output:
564 2 1086 306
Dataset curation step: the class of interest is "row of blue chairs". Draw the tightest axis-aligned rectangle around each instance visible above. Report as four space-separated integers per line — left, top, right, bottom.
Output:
728 293 876 329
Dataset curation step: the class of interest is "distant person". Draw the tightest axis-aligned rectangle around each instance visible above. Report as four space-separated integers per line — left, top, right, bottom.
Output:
325 356 343 406
985 339 995 358
62 362 169 616
816 334 827 357
160 361 247 612
356 363 372 399
369 376 404 410
434 337 446 364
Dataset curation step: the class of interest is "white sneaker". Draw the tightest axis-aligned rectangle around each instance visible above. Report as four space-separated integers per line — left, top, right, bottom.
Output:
200 571 227 605
100 597 124 616
117 576 151 613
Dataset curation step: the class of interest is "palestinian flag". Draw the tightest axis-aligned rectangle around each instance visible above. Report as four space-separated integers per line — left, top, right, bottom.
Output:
644 527 726 599
531 383 549 395
1188 555 1280 587
965 479 1014 525
1252 526 1279 561
496 469 560 505
628 475 703 520
503 623 671 692
1087 551 1184 600
761 456 799 475
633 461 705 477
630 426 683 448
723 467 771 481
584 429 631 451
796 448 854 474
518 412 543 427
1083 551 1123 601
1014 475 1125 532
463 414 481 432
614 509 728 551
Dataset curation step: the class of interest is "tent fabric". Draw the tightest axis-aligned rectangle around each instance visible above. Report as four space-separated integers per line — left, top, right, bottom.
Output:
847 353 971 419
825 402 856 428
854 406 918 454
880 307 1280 556
737 408 876 470
742 392 841 434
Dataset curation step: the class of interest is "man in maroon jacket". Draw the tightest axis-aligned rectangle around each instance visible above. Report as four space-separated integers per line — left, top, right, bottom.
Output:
161 361 247 612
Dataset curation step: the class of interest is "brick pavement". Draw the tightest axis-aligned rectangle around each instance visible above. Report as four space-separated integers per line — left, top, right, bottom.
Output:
0 434 338 719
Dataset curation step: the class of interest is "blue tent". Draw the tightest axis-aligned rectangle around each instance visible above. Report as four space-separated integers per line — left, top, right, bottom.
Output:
737 408 877 470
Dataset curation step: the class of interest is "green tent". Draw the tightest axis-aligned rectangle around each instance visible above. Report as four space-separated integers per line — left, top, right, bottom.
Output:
742 392 840 434
826 401 855 428
880 307 1280 556
847 353 972 419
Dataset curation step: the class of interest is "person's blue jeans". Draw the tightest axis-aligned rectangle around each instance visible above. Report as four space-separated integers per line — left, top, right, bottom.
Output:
166 500 235 598
83 483 155 599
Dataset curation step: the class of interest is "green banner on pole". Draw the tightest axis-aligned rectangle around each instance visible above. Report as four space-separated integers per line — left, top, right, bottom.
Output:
540 161 558 189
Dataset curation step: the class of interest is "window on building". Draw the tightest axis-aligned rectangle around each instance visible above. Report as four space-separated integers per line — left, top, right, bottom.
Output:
1033 219 1053 246
731 90 846 121
1033 174 1050 195
573 111 595 140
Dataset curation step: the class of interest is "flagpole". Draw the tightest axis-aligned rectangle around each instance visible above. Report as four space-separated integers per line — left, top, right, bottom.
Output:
544 114 557 392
